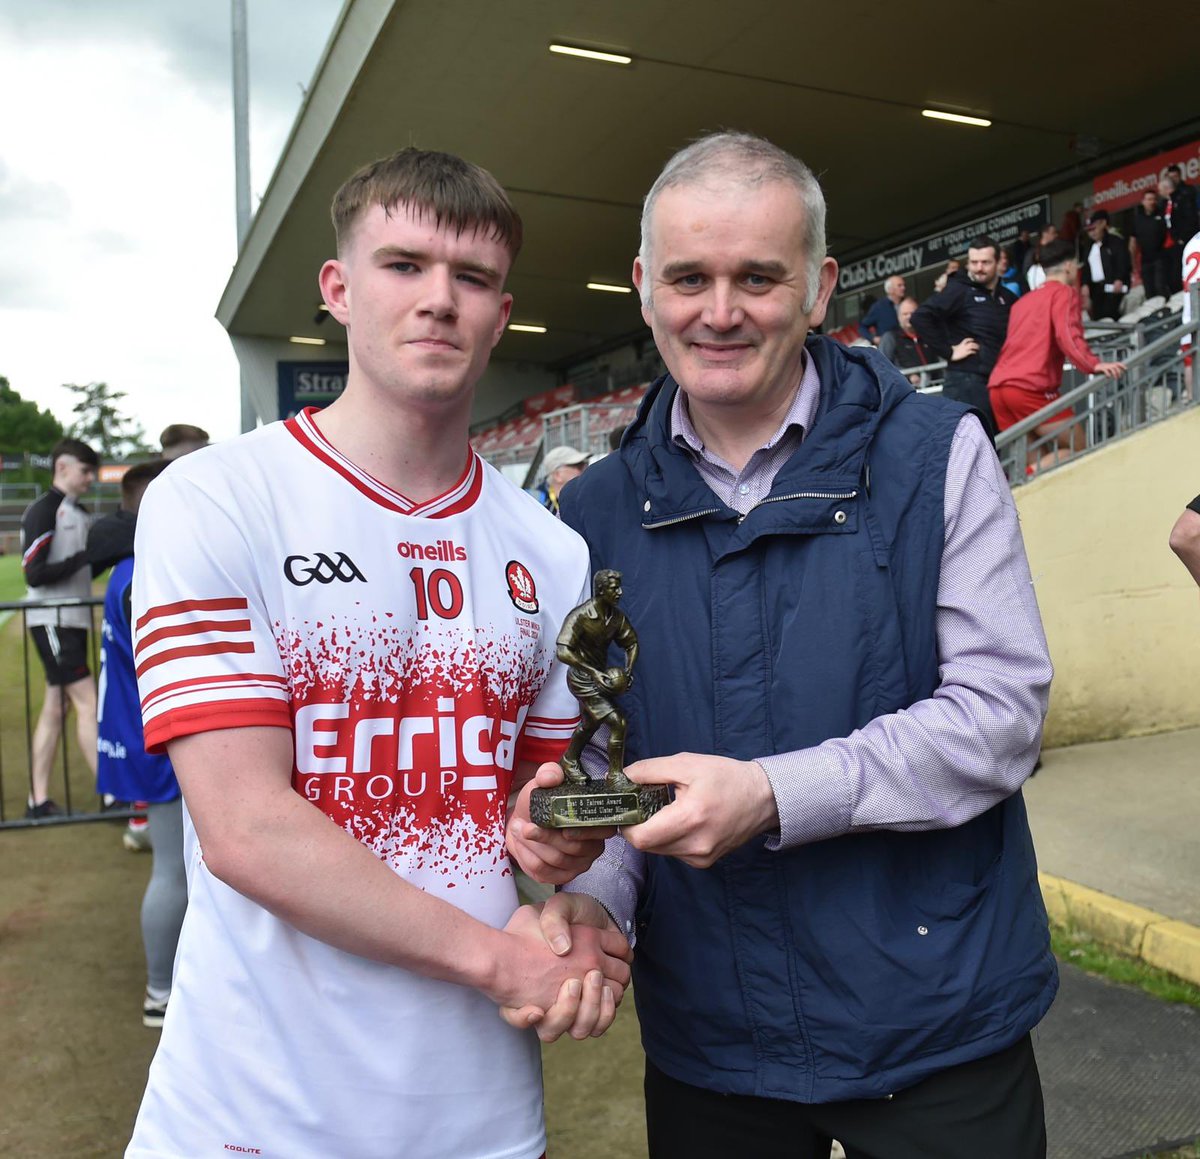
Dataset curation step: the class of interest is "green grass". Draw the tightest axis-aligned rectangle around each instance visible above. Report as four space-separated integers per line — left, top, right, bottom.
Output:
1051 922 1200 1010
0 553 27 603
0 583 108 820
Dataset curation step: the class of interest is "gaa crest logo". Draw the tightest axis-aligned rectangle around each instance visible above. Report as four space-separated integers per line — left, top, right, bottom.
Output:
505 560 538 613
283 552 366 586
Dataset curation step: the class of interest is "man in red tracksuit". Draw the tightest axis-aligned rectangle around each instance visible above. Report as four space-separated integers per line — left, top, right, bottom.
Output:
988 238 1124 472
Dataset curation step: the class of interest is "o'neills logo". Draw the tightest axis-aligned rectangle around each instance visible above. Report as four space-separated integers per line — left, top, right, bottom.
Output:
396 539 467 562
505 559 538 613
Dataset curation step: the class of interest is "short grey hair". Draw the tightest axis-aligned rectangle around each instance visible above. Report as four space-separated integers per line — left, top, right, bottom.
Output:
638 131 827 312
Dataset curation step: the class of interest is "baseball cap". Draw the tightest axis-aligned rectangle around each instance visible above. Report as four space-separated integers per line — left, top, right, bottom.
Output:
541 445 589 478
1086 209 1109 226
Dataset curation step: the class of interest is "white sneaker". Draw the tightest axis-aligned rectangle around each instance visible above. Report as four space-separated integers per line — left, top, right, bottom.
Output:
143 992 169 1028
123 823 151 853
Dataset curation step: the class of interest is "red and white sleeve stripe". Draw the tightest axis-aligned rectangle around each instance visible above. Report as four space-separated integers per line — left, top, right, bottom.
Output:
135 596 291 751
516 713 580 765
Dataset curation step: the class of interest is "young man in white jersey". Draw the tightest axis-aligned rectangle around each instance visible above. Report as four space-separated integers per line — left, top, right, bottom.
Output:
126 148 629 1159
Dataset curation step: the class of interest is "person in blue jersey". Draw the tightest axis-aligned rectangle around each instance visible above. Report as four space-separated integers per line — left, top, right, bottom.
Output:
91 459 185 1027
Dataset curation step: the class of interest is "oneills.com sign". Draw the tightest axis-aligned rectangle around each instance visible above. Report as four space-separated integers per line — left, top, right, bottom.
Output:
1088 140 1200 215
836 197 1049 296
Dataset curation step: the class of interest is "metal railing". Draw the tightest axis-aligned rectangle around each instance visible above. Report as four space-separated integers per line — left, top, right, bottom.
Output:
909 358 948 393
503 292 1198 492
541 401 635 462
0 595 140 830
996 291 1198 487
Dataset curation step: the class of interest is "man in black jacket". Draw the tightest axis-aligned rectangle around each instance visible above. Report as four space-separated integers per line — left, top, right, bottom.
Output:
911 236 1016 438
1081 210 1132 321
1131 190 1168 301
1162 175 1200 295
20 437 99 817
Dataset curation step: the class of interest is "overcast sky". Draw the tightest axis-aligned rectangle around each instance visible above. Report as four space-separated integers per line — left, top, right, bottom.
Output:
0 0 344 447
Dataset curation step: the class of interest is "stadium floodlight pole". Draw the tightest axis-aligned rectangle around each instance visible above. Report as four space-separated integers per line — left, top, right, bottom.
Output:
231 0 251 249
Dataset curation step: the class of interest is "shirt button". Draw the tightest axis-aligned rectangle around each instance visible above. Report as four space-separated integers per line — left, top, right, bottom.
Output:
737 483 750 495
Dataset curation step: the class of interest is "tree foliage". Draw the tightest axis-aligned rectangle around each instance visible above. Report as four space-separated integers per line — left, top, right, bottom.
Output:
0 375 65 454
63 381 151 460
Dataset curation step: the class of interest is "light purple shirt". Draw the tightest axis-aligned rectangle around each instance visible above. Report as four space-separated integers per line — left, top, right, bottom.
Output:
567 352 1053 939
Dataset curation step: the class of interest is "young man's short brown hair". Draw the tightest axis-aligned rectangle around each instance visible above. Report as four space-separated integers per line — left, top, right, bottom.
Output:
160 424 210 456
330 147 523 264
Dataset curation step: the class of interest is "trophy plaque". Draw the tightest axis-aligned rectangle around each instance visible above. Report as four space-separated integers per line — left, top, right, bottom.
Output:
529 570 669 829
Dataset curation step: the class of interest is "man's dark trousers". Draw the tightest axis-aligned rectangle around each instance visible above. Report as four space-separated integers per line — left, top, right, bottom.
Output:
644 1034 1047 1159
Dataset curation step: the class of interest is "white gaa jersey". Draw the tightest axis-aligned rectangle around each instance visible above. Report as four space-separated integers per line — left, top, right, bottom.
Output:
127 409 588 1159
1183 231 1200 340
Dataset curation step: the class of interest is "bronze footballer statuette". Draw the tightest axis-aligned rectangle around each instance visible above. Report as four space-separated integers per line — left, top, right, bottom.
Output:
529 570 669 828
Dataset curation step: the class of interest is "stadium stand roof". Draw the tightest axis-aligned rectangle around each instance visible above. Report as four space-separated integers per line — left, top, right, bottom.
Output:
218 0 1200 417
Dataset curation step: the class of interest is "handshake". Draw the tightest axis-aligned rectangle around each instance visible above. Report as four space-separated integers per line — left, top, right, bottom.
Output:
498 745 776 1041
496 761 628 1043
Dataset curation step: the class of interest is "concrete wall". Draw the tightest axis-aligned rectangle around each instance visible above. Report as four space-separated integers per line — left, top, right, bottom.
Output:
1016 406 1200 746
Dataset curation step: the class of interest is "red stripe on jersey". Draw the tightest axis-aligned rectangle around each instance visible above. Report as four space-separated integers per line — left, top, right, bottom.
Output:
141 670 289 712
136 640 256 678
135 617 253 654
418 454 484 519
144 699 292 754
286 407 482 518
516 735 571 766
136 596 249 632
286 412 413 514
22 531 52 568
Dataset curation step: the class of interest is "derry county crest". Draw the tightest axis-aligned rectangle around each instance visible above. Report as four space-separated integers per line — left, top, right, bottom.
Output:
505 560 538 613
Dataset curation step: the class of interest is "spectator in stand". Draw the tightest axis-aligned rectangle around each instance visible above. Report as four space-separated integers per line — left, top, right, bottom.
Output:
1162 175 1200 295
20 438 100 818
1080 209 1131 321
159 424 209 460
932 258 960 294
1023 224 1058 291
1059 203 1082 247
878 296 932 378
988 239 1124 472
1169 496 1200 592
1131 189 1169 301
1010 227 1033 274
92 460 188 1027
912 235 1016 438
857 275 905 344
535 444 589 515
999 247 1024 298
1167 164 1199 213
